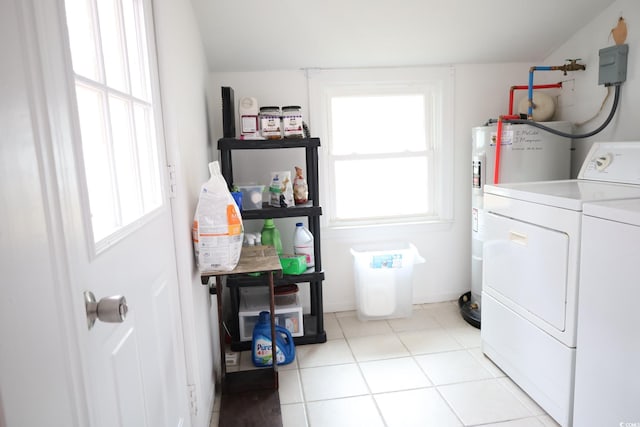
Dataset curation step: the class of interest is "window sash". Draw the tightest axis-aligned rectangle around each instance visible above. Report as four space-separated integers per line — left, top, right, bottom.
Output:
308 67 454 229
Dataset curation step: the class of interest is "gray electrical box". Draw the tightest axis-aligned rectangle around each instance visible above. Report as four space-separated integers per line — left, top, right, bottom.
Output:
599 44 628 86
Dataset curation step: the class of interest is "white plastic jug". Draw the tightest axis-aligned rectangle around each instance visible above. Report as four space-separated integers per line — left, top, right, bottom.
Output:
293 222 314 268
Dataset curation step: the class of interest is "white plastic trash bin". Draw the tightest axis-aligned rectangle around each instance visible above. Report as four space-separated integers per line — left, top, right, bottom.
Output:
350 242 425 321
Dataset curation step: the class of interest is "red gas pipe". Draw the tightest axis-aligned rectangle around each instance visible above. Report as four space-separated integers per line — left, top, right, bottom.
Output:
494 115 521 185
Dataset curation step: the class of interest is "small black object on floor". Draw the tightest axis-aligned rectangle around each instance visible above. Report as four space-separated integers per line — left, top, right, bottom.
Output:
219 388 282 427
458 291 481 329
219 370 283 427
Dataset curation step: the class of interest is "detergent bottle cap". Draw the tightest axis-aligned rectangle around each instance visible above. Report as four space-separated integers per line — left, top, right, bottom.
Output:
263 218 275 228
258 311 270 323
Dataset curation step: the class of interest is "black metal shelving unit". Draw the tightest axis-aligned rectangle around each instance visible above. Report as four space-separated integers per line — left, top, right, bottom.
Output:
214 137 327 351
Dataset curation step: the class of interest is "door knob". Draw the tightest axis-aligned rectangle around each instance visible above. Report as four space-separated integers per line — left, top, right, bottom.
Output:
84 291 128 330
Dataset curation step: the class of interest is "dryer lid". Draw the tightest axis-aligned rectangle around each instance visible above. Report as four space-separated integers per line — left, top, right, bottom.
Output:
485 180 640 211
583 198 640 227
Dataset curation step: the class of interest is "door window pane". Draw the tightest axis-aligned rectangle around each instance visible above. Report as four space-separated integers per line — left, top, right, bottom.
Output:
75 84 118 240
96 0 128 93
122 0 151 99
134 104 161 210
65 0 163 246
109 95 142 225
64 0 100 80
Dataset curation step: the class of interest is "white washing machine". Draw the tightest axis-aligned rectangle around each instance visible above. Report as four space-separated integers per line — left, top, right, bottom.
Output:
480 142 640 426
573 198 640 426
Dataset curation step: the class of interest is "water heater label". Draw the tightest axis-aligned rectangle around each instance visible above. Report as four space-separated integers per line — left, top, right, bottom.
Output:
473 160 482 189
489 130 513 146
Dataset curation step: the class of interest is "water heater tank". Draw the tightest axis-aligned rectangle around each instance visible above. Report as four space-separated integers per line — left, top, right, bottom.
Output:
468 121 572 326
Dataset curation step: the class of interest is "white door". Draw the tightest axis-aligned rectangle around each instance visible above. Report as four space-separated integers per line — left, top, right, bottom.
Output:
6 0 190 425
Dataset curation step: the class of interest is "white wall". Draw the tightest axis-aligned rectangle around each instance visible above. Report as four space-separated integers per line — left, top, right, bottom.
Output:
209 63 534 312
153 1 216 426
539 0 639 175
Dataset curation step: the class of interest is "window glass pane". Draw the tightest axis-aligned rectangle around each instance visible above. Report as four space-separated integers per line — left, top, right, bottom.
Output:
109 95 142 224
97 0 128 93
122 0 150 100
64 0 100 80
134 104 162 210
75 84 118 240
334 157 430 220
330 95 428 155
66 0 164 245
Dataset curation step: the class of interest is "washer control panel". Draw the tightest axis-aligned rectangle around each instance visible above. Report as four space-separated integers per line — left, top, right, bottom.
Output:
578 142 640 184
594 153 613 171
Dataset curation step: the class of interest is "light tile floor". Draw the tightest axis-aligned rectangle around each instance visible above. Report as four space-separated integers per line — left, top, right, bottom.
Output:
210 301 560 427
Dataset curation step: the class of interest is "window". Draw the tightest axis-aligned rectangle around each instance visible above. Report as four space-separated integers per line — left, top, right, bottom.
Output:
309 67 454 228
64 0 163 246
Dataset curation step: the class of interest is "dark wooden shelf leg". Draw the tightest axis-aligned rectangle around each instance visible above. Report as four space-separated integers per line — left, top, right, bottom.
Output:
216 276 226 381
267 271 279 389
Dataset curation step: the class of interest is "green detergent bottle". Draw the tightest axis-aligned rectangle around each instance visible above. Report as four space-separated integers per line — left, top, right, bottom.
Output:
261 219 283 255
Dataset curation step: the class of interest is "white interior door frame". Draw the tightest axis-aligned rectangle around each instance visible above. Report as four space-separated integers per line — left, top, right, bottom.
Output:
3 0 93 424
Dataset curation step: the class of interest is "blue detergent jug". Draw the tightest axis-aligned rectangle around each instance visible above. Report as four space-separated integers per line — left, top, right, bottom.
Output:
252 311 295 367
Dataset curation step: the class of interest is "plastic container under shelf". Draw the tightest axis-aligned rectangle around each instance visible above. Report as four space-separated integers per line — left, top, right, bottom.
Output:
236 184 264 210
350 242 425 321
238 287 303 341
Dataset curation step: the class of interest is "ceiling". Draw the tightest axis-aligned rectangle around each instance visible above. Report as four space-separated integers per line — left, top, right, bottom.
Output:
189 0 616 72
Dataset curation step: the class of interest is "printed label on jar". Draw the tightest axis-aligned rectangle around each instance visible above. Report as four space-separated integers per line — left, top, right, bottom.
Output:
260 115 281 138
283 114 304 137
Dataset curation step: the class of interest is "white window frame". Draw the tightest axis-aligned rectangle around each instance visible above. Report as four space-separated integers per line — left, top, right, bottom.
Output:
308 67 454 231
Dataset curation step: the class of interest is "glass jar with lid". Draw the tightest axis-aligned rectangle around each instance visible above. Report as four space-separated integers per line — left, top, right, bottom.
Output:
259 106 282 139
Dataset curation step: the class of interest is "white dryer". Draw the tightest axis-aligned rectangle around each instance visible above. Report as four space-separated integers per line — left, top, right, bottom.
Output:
480 142 640 426
573 198 640 426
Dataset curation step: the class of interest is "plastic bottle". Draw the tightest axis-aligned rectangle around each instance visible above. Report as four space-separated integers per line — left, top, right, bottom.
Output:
261 219 283 255
293 166 308 205
293 222 314 268
251 311 295 367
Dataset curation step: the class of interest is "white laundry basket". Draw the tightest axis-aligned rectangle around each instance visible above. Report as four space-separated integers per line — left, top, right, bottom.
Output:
350 242 425 321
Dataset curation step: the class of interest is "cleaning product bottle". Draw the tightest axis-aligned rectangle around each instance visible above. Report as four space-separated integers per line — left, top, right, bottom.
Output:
293 166 308 205
293 222 314 268
261 219 283 255
251 311 295 367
